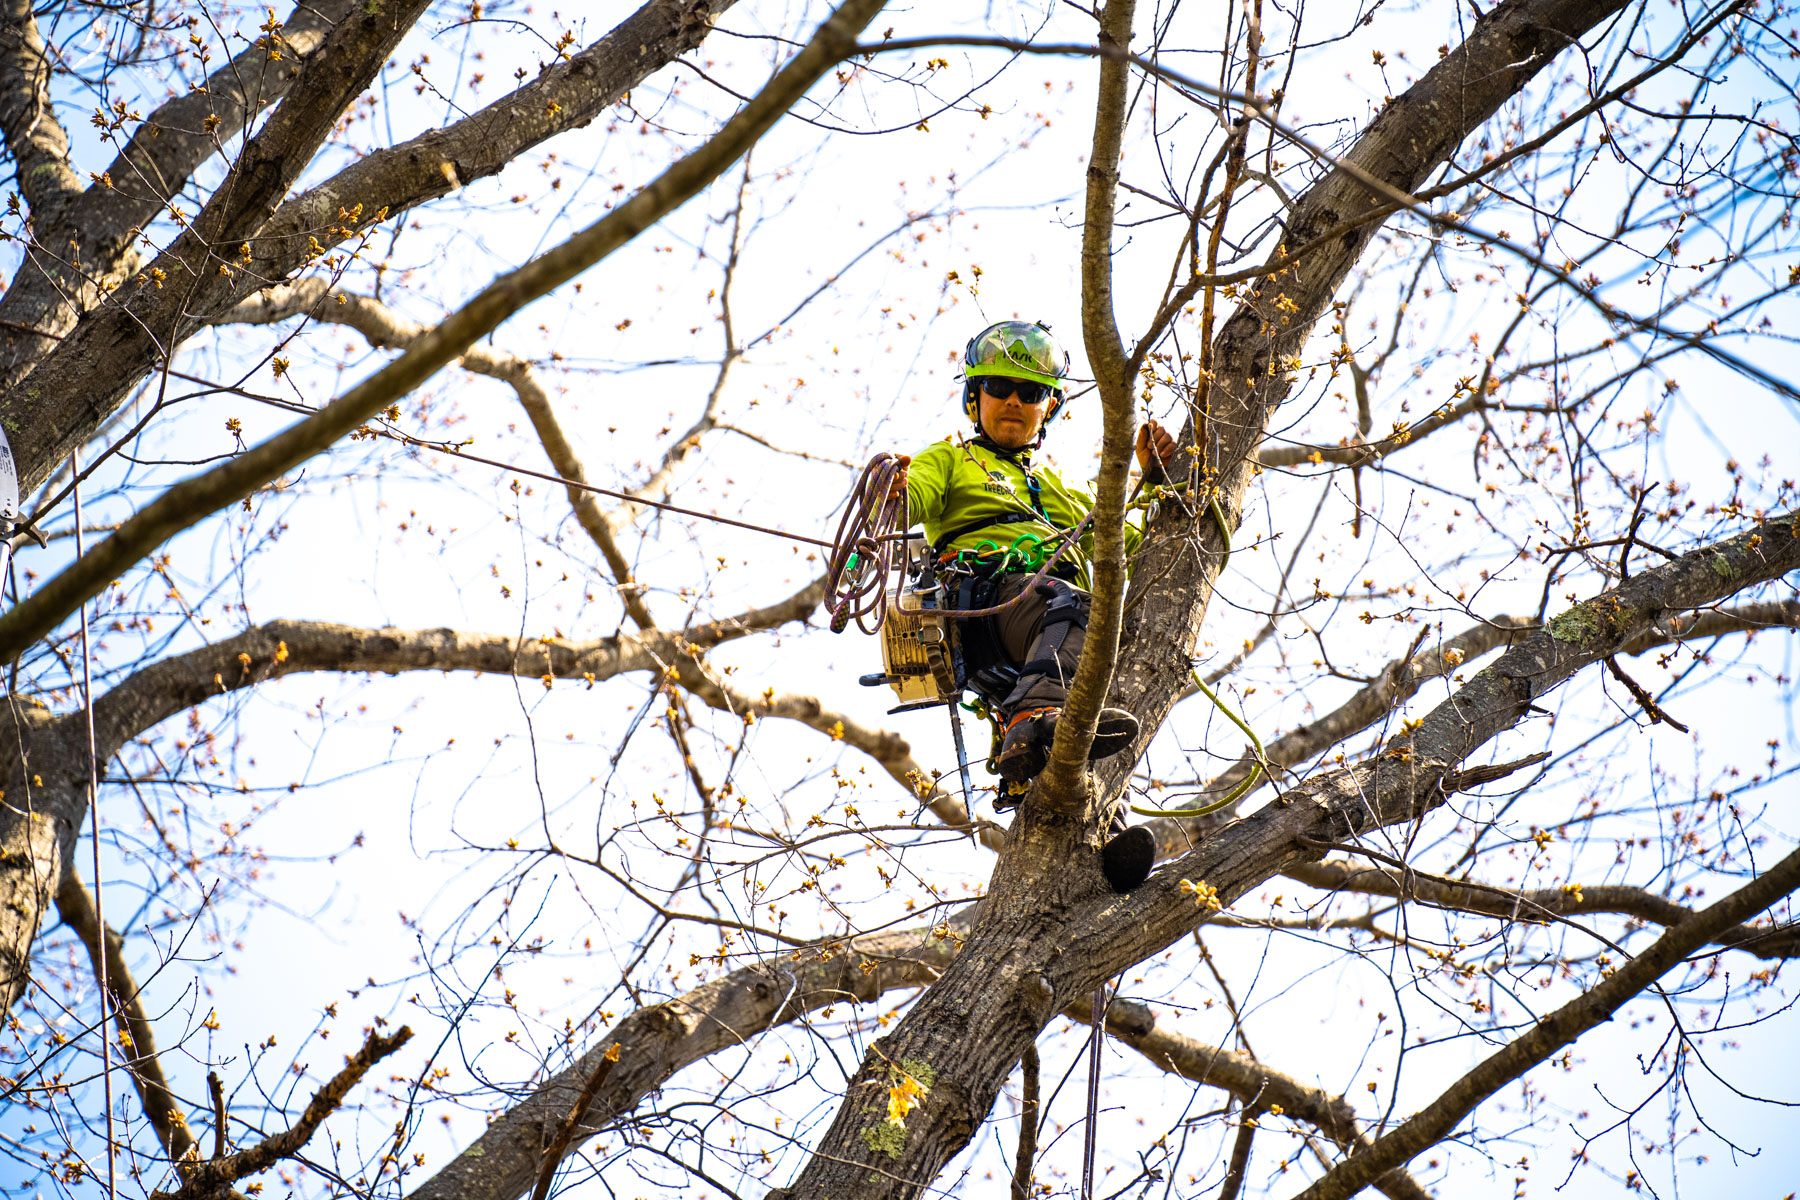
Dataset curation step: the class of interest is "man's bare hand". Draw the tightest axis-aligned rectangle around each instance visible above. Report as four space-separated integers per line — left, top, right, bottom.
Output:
887 454 911 502
1135 421 1176 473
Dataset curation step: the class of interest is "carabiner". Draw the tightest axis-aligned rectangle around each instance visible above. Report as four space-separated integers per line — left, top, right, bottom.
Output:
1007 533 1046 569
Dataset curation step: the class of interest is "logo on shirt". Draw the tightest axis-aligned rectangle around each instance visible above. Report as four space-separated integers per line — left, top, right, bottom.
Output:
983 482 1014 496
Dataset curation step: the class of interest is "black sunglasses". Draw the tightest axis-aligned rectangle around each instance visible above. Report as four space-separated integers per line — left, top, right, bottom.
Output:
980 377 1055 405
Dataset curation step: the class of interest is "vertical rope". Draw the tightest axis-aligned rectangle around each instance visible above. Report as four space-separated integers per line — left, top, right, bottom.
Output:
73 448 118 1198
1081 983 1105 1199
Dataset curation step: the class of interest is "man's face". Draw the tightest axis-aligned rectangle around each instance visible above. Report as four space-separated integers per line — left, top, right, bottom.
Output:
978 382 1050 449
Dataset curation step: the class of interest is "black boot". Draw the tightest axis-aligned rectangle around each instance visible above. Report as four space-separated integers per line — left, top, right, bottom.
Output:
1101 825 1156 893
995 707 1058 795
1088 707 1140 759
996 706 1142 791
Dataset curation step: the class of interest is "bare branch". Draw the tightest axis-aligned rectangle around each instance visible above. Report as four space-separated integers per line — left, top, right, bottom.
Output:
0 0 437 493
1148 598 1800 852
1146 616 1537 850
1068 993 1431 1200
1009 1043 1039 1200
0 0 356 383
53 865 197 1163
1287 857 1800 960
1254 395 1485 469
1287 843 1800 1200
89 599 820 762
0 0 892 661
673 664 998 844
1046 0 1140 800
0 0 742 495
151 1025 412 1200
222 278 663 628
1619 598 1800 656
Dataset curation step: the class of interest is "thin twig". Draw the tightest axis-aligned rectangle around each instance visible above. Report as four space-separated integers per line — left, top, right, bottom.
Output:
150 1026 412 1200
1605 656 1689 732
531 1042 623 1200
207 1072 226 1159
1010 1043 1039 1200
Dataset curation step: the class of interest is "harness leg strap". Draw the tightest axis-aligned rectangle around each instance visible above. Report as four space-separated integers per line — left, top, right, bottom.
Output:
1001 580 1090 712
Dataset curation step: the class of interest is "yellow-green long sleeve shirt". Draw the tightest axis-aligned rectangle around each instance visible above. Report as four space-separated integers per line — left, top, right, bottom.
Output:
904 436 1142 590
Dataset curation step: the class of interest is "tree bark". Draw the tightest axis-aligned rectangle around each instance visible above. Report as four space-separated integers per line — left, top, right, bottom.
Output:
0 0 356 386
0 0 434 497
762 498 1796 1197
0 0 739 497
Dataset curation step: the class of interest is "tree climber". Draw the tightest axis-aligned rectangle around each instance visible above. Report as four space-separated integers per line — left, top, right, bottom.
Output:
890 320 1174 891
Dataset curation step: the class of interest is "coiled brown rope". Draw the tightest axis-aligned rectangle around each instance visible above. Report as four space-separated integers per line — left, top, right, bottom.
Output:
824 453 1098 635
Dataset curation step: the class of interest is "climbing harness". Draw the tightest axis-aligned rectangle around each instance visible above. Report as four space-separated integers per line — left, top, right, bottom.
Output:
825 443 1263 821
824 452 1095 810
824 452 1098 643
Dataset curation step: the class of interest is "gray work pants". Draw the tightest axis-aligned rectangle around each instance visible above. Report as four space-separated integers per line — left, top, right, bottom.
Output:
958 573 1090 716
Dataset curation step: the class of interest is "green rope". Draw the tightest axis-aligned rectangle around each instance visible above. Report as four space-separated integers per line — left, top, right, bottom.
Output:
1127 483 1232 574
1130 670 1271 818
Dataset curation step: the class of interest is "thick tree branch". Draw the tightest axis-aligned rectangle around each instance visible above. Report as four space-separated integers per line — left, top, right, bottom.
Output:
1048 0 1140 800
0 0 436 494
88 594 821 763
1146 617 1537 853
0 0 890 663
1286 842 1800 1200
1618 597 1799 655
0 0 355 384
1002 515 1800 1100
54 864 198 1163
0 0 740 496
0 0 80 220
1147 598 1799 853
1286 858 1800 960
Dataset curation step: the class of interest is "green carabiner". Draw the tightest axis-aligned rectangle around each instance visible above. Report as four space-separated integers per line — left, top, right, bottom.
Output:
971 539 1003 560
1008 533 1046 569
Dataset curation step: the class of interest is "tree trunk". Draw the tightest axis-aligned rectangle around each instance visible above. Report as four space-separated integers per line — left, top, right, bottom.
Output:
762 4 1660 1196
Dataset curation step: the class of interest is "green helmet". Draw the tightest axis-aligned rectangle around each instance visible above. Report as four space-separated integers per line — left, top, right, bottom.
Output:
961 320 1071 427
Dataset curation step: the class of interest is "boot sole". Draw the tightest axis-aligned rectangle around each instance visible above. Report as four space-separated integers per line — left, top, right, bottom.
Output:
1102 826 1157 893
